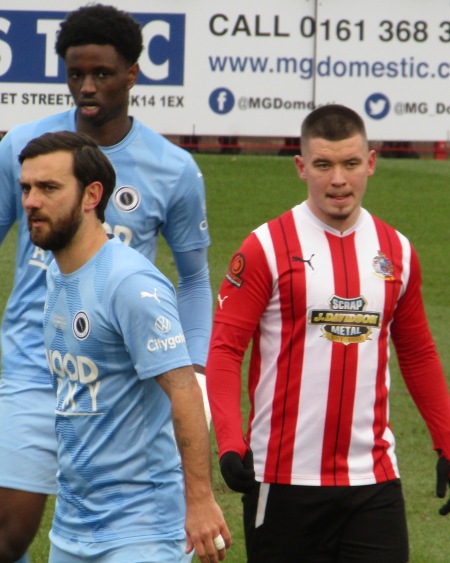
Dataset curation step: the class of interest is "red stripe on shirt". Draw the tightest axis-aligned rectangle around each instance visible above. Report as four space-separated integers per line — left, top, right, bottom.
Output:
371 217 404 481
321 232 360 485
264 212 307 483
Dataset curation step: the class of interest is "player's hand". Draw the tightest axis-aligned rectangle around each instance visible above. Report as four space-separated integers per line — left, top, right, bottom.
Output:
220 450 257 494
436 454 450 515
185 495 231 563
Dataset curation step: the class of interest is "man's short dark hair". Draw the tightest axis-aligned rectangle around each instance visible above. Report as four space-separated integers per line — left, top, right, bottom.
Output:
301 104 367 146
19 131 116 222
55 4 143 65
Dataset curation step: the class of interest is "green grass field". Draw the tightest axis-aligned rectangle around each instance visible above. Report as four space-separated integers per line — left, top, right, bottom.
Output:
1 154 450 562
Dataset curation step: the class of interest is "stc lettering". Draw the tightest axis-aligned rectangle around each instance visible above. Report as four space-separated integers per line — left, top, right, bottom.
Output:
0 11 184 84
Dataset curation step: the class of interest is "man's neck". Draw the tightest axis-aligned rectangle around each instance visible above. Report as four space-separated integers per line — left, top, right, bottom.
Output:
53 226 109 275
75 114 132 147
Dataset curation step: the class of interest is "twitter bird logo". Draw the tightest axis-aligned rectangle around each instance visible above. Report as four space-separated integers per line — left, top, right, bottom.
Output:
365 93 390 119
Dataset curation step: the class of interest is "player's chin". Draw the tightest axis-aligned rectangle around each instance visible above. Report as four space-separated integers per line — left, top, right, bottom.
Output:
30 227 55 250
329 197 358 214
30 234 48 249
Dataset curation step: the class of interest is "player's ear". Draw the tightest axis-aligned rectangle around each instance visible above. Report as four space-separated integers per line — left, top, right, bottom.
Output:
294 155 307 180
83 181 104 213
367 149 377 177
127 63 139 90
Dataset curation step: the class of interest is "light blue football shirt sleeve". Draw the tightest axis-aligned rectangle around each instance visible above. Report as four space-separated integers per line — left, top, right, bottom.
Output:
159 149 212 366
109 264 193 379
173 248 212 367
161 153 209 252
101 120 212 367
101 120 210 261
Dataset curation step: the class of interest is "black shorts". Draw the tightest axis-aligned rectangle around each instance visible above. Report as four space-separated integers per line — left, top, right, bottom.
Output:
242 480 409 563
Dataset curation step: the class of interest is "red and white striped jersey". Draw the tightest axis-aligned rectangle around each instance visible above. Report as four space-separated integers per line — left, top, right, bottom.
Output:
207 202 450 486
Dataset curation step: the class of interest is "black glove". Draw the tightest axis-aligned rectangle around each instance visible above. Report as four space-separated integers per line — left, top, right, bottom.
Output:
436 455 450 515
220 450 257 494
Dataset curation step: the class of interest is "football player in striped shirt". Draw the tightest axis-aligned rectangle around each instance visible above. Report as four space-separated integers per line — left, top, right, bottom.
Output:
207 104 450 562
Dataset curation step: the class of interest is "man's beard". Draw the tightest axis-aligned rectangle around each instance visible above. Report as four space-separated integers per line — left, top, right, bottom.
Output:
28 200 83 252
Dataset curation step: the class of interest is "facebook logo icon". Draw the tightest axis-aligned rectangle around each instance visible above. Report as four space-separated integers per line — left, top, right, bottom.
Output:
209 88 235 114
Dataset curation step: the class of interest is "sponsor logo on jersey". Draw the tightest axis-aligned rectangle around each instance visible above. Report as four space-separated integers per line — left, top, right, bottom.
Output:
46 349 98 383
46 349 102 413
29 245 50 270
226 252 246 288
147 332 186 352
199 201 208 231
155 316 171 334
113 186 141 212
308 295 382 345
372 250 396 281
72 311 90 340
103 222 133 245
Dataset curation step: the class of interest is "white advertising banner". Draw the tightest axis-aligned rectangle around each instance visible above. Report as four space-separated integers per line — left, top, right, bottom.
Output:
0 0 449 140
314 0 450 141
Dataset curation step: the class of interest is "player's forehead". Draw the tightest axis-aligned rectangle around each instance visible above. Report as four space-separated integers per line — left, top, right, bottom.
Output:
20 151 74 182
64 43 127 70
303 134 367 162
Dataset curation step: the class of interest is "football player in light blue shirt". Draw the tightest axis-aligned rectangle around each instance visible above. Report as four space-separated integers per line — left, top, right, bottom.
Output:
0 6 212 561
18 130 230 562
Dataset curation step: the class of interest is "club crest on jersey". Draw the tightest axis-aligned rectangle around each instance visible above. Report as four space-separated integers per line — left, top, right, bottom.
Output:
226 253 246 288
113 186 141 212
372 250 395 281
73 311 90 340
308 295 382 345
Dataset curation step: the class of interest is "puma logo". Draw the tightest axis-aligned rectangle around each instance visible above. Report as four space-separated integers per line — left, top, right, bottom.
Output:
141 289 161 303
217 294 229 309
292 254 315 271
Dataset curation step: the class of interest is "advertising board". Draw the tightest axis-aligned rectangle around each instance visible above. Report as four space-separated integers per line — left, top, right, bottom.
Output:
0 0 448 140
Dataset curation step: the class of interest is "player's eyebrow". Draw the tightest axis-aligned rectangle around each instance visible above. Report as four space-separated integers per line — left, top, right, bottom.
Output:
19 179 62 190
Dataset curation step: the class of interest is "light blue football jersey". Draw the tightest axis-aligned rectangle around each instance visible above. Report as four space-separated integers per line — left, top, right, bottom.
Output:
0 109 210 385
44 237 191 545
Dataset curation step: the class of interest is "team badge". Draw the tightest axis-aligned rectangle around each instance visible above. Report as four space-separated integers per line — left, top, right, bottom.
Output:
226 252 246 288
73 311 90 340
113 186 141 212
372 250 395 281
308 295 382 345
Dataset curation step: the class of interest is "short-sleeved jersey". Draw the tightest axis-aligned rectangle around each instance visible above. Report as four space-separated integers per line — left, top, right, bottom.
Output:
0 109 209 383
209 202 450 486
44 237 192 547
